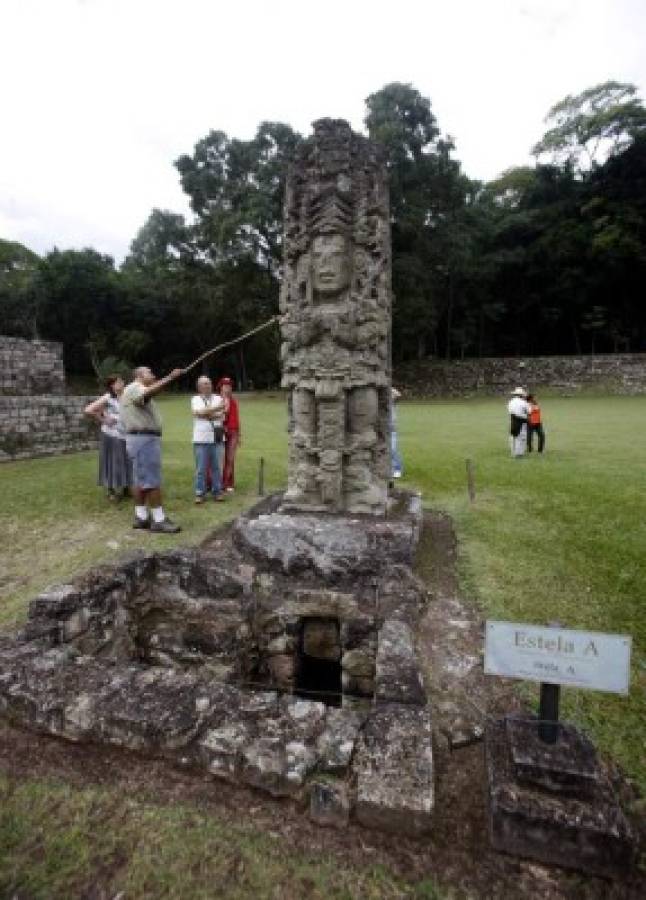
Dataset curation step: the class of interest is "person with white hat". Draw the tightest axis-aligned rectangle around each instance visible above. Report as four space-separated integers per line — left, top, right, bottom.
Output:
507 387 529 457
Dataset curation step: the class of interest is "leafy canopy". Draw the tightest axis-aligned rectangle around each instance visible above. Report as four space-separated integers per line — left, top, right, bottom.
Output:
532 80 646 170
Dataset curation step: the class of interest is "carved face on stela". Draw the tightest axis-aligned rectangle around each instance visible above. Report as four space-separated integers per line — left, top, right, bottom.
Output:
311 233 351 298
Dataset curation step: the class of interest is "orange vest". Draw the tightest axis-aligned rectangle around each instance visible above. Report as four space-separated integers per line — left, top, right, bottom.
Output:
528 404 541 425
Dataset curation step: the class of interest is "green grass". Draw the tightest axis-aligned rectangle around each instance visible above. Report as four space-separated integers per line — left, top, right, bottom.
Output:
0 392 644 895
0 773 435 899
400 395 646 787
0 394 288 628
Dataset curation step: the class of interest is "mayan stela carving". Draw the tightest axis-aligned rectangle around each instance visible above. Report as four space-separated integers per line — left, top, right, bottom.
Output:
280 118 392 516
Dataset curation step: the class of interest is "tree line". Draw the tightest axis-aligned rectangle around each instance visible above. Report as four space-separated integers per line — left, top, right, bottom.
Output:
1 80 645 386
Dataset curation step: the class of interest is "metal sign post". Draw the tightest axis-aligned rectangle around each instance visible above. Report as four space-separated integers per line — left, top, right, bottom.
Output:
538 682 560 743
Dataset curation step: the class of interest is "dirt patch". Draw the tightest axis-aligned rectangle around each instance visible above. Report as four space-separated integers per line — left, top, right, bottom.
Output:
0 512 642 898
417 511 522 749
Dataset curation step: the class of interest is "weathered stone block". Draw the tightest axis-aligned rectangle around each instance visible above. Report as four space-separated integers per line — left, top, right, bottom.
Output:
485 718 636 878
200 720 250 781
354 704 434 836
309 778 351 828
234 491 422 579
96 668 215 752
341 647 375 678
266 634 294 656
241 736 297 798
29 585 83 619
283 697 327 740
61 607 90 642
375 619 426 706
316 707 364 773
341 671 374 698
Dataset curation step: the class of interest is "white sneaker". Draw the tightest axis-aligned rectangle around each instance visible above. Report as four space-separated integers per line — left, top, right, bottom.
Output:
393 471 402 479
225 487 235 493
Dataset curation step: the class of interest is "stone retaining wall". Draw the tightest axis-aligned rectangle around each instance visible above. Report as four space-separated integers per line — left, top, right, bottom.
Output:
0 336 66 396
0 396 97 462
395 354 646 398
0 335 98 462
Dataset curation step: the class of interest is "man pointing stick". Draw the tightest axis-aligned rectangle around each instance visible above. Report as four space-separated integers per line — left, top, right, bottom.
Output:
121 365 184 533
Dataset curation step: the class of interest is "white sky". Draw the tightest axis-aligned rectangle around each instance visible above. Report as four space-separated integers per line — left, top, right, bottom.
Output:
1 0 645 263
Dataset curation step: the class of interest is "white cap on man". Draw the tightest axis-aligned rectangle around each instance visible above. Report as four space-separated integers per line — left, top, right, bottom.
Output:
512 386 527 397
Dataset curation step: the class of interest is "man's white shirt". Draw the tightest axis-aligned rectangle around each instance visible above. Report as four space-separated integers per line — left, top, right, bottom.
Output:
507 397 529 418
191 394 225 443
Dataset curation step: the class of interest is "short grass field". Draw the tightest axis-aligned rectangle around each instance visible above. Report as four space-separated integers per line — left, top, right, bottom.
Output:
0 393 644 897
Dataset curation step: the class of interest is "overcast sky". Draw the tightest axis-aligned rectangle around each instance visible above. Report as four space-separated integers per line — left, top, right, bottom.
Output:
1 0 645 263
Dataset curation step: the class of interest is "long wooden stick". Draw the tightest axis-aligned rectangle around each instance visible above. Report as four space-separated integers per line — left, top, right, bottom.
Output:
182 315 281 375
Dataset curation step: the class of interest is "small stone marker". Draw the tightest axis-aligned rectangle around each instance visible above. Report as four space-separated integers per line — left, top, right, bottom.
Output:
484 620 635 876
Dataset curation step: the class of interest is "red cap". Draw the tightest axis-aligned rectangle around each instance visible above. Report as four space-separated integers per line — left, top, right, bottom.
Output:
217 376 233 389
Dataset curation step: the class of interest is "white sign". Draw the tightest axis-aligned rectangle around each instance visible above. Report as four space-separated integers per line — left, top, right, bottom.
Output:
485 621 632 695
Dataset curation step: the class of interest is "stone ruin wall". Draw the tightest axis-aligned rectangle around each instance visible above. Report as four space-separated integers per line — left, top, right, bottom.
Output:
0 336 66 395
396 353 646 398
0 336 97 462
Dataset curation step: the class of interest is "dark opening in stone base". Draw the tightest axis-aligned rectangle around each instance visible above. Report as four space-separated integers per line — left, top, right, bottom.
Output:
296 617 342 707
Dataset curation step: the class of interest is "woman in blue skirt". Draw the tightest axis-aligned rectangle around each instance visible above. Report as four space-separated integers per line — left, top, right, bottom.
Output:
84 374 132 500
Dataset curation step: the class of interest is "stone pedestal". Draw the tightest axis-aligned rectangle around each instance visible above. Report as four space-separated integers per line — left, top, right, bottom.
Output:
0 490 434 836
486 716 635 877
233 489 422 578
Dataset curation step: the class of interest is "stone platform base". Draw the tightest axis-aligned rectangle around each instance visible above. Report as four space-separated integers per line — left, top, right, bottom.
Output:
0 493 433 836
233 489 423 579
486 717 635 878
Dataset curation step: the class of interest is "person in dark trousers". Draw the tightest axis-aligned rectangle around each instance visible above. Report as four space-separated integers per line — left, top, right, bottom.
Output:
526 394 545 453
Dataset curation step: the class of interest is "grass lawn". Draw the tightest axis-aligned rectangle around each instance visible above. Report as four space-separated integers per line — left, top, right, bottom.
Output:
0 392 644 896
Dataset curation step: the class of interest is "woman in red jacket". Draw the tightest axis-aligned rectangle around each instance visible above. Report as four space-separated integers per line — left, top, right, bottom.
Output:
526 394 545 453
218 376 241 491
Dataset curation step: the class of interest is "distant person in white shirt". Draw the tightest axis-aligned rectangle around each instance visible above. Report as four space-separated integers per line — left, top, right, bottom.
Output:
507 387 529 457
191 376 226 503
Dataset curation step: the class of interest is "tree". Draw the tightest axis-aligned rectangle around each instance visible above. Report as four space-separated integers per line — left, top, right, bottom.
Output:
532 81 646 170
175 121 301 272
0 239 40 337
124 209 193 270
36 248 122 372
365 82 472 359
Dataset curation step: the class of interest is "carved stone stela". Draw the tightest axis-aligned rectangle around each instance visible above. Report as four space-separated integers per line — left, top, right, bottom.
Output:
280 119 392 515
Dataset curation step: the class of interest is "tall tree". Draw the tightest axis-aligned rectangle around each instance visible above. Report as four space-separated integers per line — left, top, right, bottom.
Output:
532 81 646 171
125 209 193 270
36 248 122 372
0 239 40 337
175 121 301 272
365 82 471 360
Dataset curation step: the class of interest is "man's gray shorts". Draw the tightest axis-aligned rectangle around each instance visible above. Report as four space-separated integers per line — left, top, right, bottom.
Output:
126 435 162 490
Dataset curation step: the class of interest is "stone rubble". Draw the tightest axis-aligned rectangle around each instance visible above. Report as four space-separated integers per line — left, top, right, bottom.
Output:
0 490 434 835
